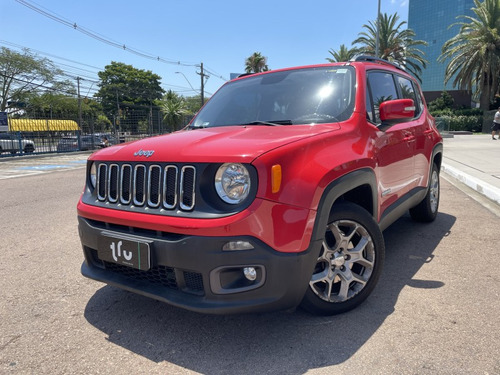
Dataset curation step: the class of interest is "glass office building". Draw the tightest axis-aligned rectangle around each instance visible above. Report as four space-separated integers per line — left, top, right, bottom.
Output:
408 0 475 100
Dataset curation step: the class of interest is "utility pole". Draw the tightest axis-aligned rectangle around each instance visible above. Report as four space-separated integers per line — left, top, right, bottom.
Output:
77 77 82 129
77 77 83 149
197 62 209 107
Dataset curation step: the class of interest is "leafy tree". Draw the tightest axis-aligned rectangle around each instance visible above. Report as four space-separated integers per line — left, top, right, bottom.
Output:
428 91 455 112
0 47 72 112
244 52 269 73
26 92 96 117
159 90 188 132
94 114 113 132
184 94 205 115
96 62 164 131
326 44 358 62
352 13 428 81
439 0 500 110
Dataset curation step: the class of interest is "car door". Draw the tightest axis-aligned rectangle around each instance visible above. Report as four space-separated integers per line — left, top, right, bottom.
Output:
397 77 434 188
366 71 416 213
0 133 15 152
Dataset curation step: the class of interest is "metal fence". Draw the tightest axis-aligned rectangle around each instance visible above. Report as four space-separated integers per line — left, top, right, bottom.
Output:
0 110 192 158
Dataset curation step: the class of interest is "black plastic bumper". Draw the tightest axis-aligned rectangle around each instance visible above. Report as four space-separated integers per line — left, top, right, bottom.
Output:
78 216 321 314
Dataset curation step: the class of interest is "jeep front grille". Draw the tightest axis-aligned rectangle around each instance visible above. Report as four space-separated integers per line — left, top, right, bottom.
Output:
96 163 196 211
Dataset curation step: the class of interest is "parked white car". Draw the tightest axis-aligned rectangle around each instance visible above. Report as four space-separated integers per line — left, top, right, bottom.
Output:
0 133 35 154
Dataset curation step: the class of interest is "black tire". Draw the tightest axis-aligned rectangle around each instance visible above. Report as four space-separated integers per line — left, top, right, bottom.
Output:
300 202 385 315
410 163 439 222
24 144 34 153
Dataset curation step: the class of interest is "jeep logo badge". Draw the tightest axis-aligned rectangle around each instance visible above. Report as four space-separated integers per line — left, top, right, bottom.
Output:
134 149 155 157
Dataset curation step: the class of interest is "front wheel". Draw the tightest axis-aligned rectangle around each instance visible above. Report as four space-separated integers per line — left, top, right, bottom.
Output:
300 203 385 315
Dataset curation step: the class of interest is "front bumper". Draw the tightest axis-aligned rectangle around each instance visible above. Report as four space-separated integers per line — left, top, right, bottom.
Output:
79 216 321 314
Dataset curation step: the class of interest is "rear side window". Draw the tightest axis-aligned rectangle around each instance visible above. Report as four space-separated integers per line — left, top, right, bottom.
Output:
396 76 422 117
366 71 422 124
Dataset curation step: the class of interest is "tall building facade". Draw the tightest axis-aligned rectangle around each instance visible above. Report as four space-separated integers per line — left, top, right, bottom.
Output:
408 0 475 104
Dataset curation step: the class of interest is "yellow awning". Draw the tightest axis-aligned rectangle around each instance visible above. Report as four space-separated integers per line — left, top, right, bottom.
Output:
9 118 80 132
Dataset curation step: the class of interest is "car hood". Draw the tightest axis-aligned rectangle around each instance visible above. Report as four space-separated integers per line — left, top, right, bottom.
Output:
89 125 340 163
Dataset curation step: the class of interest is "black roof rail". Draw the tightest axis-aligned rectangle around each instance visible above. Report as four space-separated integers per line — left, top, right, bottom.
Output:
350 55 406 72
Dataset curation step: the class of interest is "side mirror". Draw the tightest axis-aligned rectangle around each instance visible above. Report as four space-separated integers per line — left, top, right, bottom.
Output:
379 99 415 125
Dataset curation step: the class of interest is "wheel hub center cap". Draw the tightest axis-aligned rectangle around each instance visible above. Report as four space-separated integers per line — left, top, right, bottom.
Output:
332 255 345 267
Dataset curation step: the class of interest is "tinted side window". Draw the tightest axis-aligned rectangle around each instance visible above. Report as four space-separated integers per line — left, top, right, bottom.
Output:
367 72 398 124
396 76 421 117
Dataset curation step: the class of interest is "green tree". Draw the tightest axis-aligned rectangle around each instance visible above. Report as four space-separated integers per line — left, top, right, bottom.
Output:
159 90 188 132
183 94 207 115
0 47 72 112
428 91 455 112
352 13 428 81
96 62 164 131
244 52 269 73
95 114 113 132
439 0 500 110
326 44 358 62
26 92 93 117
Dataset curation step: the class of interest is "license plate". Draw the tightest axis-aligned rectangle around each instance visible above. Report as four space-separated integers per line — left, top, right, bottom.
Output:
98 233 151 271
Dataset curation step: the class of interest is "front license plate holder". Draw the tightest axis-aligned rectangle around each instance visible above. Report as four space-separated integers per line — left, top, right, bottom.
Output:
98 233 151 271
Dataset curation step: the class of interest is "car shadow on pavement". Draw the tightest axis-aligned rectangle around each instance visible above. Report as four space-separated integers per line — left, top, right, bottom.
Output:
84 212 456 374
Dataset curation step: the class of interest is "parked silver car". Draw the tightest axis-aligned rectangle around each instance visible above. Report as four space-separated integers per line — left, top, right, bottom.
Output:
56 134 117 152
0 133 35 154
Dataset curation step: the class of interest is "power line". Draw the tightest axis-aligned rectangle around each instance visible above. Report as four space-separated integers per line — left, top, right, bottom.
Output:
1 40 201 96
14 0 229 83
15 0 202 69
0 40 103 72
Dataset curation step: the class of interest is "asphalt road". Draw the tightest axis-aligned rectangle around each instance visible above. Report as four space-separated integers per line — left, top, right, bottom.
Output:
1 166 499 374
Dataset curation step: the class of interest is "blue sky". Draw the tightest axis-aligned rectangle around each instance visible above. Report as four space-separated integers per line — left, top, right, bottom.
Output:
1 0 409 98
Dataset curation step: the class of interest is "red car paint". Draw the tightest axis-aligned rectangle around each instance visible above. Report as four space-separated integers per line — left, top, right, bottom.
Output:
78 58 443 315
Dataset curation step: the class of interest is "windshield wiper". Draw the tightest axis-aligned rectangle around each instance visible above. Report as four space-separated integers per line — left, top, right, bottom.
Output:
242 120 293 126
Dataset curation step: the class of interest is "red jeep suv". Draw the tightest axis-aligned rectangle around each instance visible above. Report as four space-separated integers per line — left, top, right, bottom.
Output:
77 56 442 315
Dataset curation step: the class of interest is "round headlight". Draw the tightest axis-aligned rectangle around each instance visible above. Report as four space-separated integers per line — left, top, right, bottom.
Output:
215 163 251 204
89 162 97 189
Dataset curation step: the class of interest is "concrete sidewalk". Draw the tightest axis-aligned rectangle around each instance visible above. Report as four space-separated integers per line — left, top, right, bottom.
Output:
442 134 500 206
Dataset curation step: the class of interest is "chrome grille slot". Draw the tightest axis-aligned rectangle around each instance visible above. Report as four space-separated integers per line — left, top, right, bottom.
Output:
97 164 108 201
120 164 132 204
134 165 147 206
148 165 162 207
95 162 196 212
108 164 119 203
163 166 178 209
180 166 196 210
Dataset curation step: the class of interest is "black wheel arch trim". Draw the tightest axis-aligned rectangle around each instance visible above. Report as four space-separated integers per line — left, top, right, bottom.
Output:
431 143 443 171
311 168 378 243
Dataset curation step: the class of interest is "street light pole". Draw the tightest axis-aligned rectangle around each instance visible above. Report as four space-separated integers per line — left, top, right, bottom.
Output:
175 72 197 93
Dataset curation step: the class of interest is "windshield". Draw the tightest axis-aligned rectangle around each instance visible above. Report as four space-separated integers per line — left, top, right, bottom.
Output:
191 66 355 128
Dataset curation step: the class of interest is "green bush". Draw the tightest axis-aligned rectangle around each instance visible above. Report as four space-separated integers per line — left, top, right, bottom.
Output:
453 108 483 116
435 115 483 132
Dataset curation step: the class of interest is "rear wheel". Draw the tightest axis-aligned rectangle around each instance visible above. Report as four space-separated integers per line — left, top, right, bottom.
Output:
410 163 439 222
24 144 34 153
301 203 385 315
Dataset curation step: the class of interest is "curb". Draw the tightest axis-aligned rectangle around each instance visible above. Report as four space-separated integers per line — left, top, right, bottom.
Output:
442 163 500 206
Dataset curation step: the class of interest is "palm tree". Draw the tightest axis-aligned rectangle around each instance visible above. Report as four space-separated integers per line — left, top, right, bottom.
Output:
326 44 358 62
244 52 269 73
439 0 500 110
353 12 428 82
160 90 188 132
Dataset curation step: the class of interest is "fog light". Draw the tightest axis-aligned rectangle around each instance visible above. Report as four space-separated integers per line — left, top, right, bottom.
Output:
222 241 254 251
243 267 257 281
